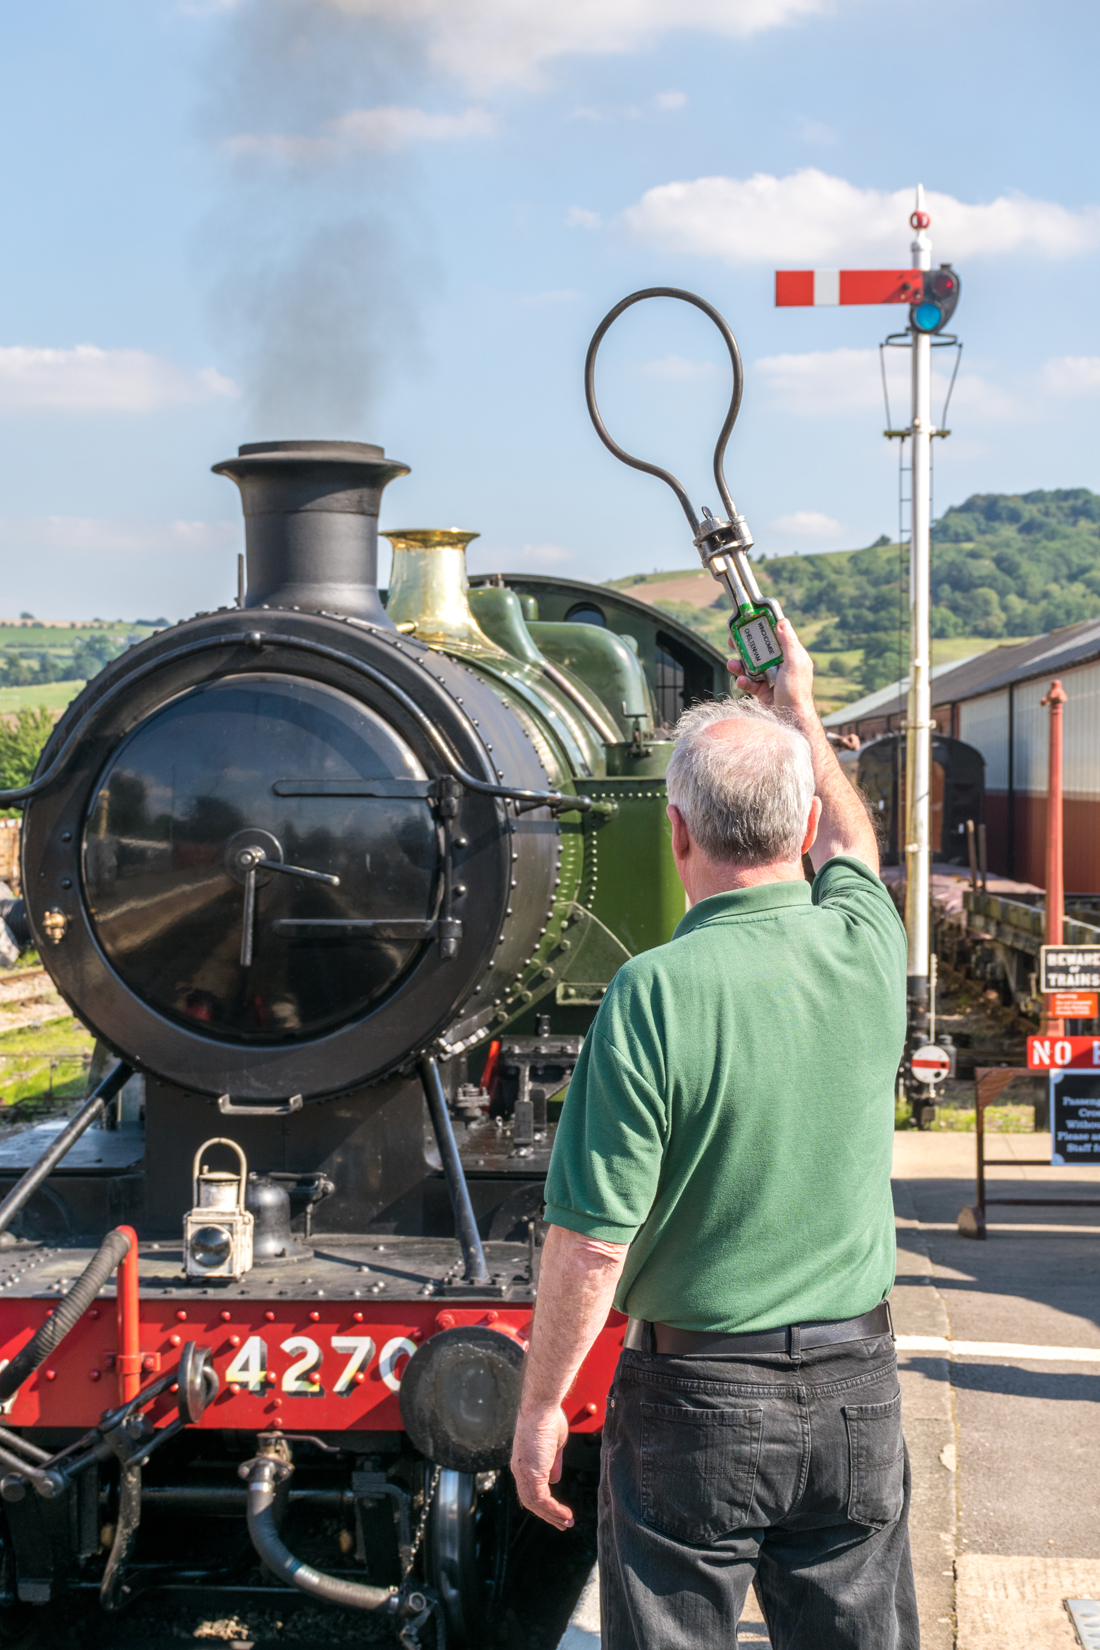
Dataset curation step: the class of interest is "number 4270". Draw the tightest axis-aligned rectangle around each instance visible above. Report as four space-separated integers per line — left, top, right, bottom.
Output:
223 1334 415 1397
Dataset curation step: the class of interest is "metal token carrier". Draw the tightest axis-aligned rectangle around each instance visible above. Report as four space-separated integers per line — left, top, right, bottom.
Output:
584 286 784 683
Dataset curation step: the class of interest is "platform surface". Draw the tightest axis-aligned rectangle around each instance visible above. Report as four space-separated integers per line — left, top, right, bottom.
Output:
0 1119 145 1174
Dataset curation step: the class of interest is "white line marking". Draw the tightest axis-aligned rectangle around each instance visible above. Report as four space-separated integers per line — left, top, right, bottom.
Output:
897 1335 1100 1362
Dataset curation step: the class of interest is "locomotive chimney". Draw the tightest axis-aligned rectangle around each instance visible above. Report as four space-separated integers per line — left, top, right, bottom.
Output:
212 439 410 624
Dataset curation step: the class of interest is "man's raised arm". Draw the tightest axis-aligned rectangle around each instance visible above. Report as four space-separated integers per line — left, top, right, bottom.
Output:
730 616 879 874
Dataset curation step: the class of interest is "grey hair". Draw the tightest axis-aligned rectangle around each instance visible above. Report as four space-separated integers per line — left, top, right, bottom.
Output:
666 696 815 865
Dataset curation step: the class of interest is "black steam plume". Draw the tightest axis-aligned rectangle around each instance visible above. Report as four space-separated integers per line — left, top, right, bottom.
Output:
196 0 434 435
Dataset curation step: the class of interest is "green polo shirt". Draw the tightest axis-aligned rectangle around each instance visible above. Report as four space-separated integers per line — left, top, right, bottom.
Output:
543 857 907 1333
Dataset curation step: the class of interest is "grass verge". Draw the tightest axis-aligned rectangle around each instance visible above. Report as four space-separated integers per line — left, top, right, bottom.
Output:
0 1014 95 1120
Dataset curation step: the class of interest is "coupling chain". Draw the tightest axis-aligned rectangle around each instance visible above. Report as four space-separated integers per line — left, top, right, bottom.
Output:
403 1464 442 1580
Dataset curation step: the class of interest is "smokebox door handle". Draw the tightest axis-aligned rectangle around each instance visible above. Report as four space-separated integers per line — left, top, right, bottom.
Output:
216 1094 304 1117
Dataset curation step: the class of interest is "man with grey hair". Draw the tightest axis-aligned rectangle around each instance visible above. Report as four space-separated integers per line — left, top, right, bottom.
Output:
511 618 915 1649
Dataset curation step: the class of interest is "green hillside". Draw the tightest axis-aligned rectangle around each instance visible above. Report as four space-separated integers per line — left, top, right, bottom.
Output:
613 488 1100 707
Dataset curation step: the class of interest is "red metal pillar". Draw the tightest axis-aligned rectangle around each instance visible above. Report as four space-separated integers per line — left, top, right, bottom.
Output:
1040 679 1067 1036
114 1224 141 1403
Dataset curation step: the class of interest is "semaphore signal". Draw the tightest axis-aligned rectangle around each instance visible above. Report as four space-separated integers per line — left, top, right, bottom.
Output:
775 264 960 332
775 185 962 1057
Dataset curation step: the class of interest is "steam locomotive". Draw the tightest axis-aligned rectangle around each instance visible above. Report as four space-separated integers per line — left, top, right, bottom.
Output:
0 441 726 1645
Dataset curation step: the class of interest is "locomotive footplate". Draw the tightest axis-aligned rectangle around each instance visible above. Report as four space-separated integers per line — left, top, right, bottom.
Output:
0 1235 622 1435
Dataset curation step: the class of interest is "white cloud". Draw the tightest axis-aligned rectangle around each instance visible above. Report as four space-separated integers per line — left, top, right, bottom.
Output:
755 348 882 416
754 347 1018 423
0 518 239 554
0 347 239 414
572 90 687 123
228 104 494 160
1042 356 1100 397
324 0 832 90
769 510 843 539
643 354 718 381
797 116 836 145
567 206 602 230
622 169 1100 264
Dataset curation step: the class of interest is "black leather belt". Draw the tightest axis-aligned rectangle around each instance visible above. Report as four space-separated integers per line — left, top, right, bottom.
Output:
623 1302 893 1356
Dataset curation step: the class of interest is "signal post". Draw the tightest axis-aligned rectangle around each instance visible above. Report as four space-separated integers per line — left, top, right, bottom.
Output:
776 186 960 1042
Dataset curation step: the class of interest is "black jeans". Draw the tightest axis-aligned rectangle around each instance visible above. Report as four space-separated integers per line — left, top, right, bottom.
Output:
598 1333 919 1649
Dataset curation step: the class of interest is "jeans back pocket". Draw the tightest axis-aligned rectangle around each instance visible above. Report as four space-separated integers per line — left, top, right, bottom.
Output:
640 1401 763 1544
843 1389 905 1529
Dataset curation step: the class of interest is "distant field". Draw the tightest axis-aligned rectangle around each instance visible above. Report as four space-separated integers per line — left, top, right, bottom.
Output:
0 622 154 651
0 680 85 716
612 568 717 609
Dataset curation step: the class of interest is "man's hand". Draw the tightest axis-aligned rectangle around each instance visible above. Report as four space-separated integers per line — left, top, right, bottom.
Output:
511 1402 572 1529
727 615 814 715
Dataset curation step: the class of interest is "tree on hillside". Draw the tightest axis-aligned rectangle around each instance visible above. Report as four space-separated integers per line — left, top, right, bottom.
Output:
0 707 54 794
745 487 1100 692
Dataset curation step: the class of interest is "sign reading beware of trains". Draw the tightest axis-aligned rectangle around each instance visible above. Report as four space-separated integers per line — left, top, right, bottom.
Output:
1051 1073 1100 1165
1040 945 1100 993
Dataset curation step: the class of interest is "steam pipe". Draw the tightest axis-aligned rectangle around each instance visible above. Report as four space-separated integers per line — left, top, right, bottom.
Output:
244 1458 406 1613
539 662 623 748
0 1064 133 1238
419 1056 491 1286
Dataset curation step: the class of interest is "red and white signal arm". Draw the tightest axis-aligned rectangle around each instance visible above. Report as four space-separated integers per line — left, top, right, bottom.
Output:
911 1044 951 1084
775 270 925 307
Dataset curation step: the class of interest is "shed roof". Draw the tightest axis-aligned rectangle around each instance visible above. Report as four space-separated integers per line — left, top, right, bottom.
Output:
821 656 978 728
822 617 1100 727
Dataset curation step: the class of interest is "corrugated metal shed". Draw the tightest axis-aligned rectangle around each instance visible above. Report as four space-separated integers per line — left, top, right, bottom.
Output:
823 617 1100 733
824 615 1100 890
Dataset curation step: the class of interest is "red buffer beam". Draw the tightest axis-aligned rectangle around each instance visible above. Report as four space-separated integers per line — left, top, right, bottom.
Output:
776 269 924 307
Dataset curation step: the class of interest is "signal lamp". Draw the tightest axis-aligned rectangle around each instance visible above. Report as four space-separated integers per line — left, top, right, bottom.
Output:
909 264 960 334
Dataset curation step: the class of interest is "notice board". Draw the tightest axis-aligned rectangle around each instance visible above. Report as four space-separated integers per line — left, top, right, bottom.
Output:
1051 1072 1100 1165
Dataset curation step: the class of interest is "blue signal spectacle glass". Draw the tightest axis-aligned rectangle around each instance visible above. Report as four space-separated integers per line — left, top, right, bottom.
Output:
912 302 942 333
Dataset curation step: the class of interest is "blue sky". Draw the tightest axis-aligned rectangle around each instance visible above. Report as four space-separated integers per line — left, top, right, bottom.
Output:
2 0 1098 618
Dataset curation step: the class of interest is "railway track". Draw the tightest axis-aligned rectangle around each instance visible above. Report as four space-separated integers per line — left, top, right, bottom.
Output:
0 965 70 1030
6 1490 597 1650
